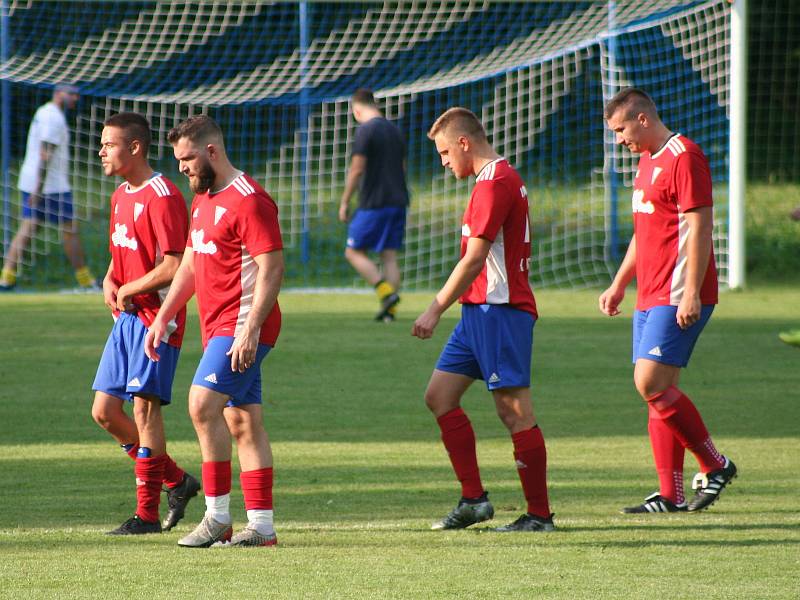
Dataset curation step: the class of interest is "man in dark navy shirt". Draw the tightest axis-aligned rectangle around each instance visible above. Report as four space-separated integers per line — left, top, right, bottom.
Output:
339 88 409 322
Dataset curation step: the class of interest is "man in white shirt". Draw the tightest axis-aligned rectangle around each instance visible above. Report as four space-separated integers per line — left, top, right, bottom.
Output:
1 83 97 291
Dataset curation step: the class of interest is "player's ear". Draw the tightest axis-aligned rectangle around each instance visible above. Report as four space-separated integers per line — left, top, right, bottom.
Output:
129 140 141 156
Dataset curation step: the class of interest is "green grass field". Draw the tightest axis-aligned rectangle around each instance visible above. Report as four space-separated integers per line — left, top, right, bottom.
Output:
0 288 798 599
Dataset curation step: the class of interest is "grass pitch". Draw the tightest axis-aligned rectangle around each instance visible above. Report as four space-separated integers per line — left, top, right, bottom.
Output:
0 288 798 599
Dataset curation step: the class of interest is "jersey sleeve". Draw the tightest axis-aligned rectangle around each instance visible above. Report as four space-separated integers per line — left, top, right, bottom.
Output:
673 151 713 211
238 193 283 257
468 180 513 242
186 198 199 249
39 109 63 146
149 194 189 254
351 124 369 156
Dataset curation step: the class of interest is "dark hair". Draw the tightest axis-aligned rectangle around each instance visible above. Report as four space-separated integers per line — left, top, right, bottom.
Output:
603 87 658 121
427 106 486 141
167 114 223 145
104 112 152 154
351 88 376 107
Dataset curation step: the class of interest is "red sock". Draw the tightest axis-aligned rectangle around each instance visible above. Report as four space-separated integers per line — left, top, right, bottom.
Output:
436 408 484 499
202 461 232 497
123 443 185 489
162 455 185 489
240 467 273 510
511 427 551 519
135 455 166 522
648 404 685 504
649 386 725 473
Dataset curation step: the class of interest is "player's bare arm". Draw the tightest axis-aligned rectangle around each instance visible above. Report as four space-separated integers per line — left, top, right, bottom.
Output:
676 206 713 329
145 248 196 361
30 141 57 206
227 250 284 373
339 154 366 222
102 260 118 312
412 236 491 339
599 235 637 317
116 252 182 313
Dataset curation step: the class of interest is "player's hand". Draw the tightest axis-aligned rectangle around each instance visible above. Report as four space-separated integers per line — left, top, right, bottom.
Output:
676 293 701 330
338 203 349 223
115 283 136 313
28 192 43 208
102 277 119 312
144 324 164 362
227 327 258 373
412 304 443 339
598 285 624 316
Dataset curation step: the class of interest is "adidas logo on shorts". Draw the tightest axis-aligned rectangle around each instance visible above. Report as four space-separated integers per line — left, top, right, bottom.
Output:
204 373 218 384
648 346 663 357
488 373 501 384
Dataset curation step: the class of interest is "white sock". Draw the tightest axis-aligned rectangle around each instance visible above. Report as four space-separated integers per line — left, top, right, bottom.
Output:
205 494 232 524
247 509 274 535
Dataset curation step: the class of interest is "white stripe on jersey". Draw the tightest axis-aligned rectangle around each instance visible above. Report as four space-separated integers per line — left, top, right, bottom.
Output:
669 211 691 305
476 158 502 182
667 137 686 157
485 228 510 304
150 176 170 197
233 175 255 196
234 243 258 338
232 178 249 197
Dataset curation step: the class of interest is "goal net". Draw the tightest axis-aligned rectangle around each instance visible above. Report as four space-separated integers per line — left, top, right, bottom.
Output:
0 0 732 290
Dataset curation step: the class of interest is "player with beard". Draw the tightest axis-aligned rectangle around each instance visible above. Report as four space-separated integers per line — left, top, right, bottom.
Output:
146 115 284 547
92 112 199 535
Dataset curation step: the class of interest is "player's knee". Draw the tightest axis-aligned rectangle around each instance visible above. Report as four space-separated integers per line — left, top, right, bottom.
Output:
91 404 113 430
424 387 456 415
634 376 667 401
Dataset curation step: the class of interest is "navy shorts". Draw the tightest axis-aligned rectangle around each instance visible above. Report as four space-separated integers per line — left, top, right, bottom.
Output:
21 191 74 224
632 304 714 367
346 206 406 252
436 304 535 391
191 336 272 407
92 312 180 404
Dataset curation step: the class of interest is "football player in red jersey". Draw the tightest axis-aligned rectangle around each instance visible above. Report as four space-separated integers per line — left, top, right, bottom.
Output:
147 115 283 548
92 112 199 535
414 107 554 533
600 88 736 514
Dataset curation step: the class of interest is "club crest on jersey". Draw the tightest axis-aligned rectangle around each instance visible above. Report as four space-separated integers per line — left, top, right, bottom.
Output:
190 229 217 255
632 189 654 214
111 223 138 251
214 206 227 225
651 167 663 185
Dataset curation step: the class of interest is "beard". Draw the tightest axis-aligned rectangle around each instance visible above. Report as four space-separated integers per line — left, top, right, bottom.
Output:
189 159 216 193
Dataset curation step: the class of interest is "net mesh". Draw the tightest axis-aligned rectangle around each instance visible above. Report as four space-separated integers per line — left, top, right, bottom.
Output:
1 0 734 290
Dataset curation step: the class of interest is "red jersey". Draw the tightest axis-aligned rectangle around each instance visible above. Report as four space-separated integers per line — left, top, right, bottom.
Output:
632 134 718 310
109 174 188 347
187 173 283 348
459 158 537 317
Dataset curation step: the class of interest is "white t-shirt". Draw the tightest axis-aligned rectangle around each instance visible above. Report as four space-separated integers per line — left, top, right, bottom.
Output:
18 102 71 194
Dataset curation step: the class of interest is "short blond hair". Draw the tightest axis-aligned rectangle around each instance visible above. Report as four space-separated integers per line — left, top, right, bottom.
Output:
427 107 486 141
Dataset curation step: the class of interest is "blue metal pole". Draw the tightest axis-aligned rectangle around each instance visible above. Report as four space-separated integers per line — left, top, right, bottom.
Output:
299 2 310 267
1 0 10 256
606 0 620 264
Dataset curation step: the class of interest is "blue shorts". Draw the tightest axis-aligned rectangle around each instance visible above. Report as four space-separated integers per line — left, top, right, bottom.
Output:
21 191 74 224
346 206 406 252
92 312 180 404
633 304 714 367
191 336 272 407
436 304 535 391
